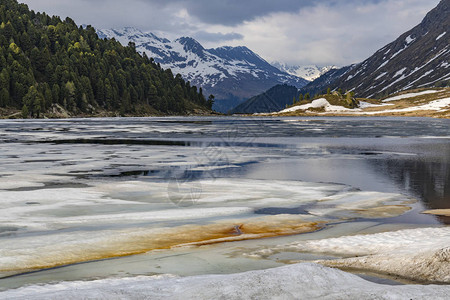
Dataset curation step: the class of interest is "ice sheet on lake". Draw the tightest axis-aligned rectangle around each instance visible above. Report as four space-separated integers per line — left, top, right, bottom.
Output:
1 263 450 300
0 178 413 275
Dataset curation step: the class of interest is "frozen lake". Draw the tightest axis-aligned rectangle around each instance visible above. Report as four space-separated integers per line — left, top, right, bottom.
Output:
0 116 449 293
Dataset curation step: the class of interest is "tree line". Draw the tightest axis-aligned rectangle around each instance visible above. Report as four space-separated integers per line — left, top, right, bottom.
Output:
0 0 212 117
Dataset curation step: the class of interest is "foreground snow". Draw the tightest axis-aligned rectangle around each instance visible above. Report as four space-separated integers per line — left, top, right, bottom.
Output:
246 227 450 283
2 263 449 300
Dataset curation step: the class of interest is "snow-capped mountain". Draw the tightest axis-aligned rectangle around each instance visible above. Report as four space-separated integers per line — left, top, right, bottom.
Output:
327 0 449 98
272 63 337 81
97 28 308 112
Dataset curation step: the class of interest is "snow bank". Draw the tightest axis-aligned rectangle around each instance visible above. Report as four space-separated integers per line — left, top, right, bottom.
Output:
246 227 450 283
2 263 450 300
382 90 439 102
358 101 393 109
364 97 450 114
279 98 353 113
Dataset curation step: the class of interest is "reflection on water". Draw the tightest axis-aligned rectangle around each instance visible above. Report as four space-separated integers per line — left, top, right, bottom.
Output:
369 157 450 223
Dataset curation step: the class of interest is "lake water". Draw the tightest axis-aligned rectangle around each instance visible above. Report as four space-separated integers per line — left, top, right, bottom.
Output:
0 116 449 290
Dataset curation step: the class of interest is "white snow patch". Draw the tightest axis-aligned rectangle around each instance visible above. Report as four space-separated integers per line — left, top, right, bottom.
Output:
405 35 415 44
382 90 439 102
393 67 407 77
364 97 450 115
436 32 446 41
375 60 389 71
279 98 352 113
358 101 393 109
375 72 387 80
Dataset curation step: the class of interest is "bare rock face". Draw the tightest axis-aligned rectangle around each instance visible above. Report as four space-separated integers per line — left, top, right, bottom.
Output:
48 104 70 118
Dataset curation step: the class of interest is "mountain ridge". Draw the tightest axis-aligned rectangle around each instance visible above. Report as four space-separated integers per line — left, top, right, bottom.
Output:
97 27 309 112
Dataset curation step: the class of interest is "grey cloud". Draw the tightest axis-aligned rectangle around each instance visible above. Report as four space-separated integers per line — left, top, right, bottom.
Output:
138 0 382 26
193 31 243 43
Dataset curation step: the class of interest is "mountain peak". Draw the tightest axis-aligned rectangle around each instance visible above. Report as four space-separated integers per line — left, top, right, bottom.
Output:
175 37 205 54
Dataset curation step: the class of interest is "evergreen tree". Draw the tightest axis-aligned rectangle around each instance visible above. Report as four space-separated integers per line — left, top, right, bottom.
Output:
207 94 215 110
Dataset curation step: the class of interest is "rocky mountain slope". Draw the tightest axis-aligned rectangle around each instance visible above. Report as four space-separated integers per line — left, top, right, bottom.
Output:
328 0 449 98
97 28 309 112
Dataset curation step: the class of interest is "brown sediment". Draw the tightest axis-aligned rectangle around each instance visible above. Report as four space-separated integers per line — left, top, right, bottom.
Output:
421 209 450 217
350 205 412 218
0 215 324 275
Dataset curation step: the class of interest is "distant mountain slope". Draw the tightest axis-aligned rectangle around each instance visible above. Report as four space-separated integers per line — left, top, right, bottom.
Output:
329 0 449 98
97 28 309 112
272 63 337 81
299 65 355 97
229 84 300 114
232 65 355 114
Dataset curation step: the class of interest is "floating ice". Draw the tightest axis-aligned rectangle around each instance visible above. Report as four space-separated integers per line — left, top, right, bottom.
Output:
0 214 322 275
0 178 413 275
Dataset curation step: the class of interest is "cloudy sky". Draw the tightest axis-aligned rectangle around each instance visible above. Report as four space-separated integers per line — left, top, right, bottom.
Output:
22 0 440 66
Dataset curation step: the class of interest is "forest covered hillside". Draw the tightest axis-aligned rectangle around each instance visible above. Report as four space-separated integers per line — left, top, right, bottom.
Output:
0 0 212 118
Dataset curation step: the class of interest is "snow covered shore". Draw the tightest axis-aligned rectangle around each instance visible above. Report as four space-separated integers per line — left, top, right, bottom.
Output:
245 227 450 283
1 263 450 300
